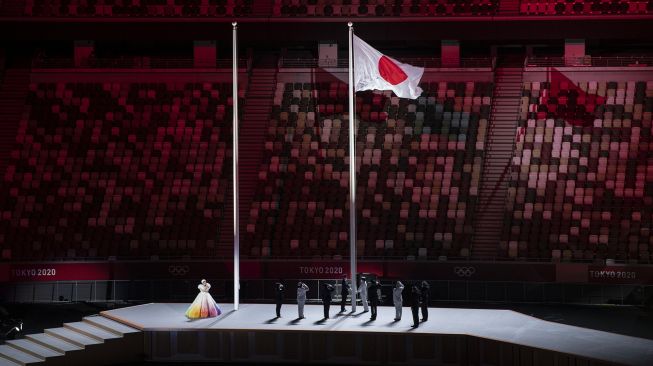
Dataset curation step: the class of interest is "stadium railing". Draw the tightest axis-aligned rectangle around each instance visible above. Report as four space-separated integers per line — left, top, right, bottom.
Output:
278 57 495 69
32 56 252 69
525 56 653 67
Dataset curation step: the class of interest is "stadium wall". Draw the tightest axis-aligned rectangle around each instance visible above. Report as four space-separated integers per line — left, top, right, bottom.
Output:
0 260 652 306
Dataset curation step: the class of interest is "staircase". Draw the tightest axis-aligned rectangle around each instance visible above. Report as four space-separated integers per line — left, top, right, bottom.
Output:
0 69 30 176
218 56 278 257
498 0 521 15
0 315 142 366
472 67 523 259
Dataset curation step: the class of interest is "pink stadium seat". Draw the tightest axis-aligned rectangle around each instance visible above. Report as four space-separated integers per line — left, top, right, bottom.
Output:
503 79 652 262
244 80 492 258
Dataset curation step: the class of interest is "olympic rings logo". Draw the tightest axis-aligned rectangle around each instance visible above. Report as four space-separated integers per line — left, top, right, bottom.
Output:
453 266 476 277
168 265 190 276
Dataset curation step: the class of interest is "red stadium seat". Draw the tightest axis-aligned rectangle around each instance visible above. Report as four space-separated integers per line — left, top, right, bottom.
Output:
0 81 233 259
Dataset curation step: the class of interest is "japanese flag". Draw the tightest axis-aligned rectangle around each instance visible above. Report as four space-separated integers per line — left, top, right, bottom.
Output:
353 35 424 99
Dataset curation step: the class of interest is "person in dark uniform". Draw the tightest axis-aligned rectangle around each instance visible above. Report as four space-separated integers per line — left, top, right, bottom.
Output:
410 283 421 328
321 283 335 319
420 280 430 322
274 281 284 318
340 276 350 312
368 280 382 320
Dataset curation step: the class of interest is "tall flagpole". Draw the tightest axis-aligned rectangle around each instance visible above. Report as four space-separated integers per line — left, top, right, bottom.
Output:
232 21 240 311
348 22 357 312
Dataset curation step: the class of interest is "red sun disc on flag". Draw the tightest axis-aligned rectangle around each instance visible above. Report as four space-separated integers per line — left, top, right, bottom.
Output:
378 56 408 85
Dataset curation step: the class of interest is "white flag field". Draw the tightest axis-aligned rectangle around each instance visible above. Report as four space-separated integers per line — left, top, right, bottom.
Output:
353 35 424 99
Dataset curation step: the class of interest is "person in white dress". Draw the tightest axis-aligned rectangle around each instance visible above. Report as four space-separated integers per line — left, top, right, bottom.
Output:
393 281 405 321
358 277 369 312
296 282 309 319
185 279 222 319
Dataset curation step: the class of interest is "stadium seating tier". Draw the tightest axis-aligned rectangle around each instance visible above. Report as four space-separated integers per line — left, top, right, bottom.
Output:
0 81 235 259
245 78 493 259
502 77 653 262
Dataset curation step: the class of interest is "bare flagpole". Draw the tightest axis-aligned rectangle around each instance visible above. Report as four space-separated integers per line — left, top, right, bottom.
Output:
232 21 240 311
348 22 358 312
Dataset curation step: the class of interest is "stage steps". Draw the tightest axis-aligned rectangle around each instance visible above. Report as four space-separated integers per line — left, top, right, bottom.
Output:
0 315 142 366
0 345 43 366
472 67 523 259
44 327 102 348
0 69 29 182
218 56 278 256
3 339 63 361
82 314 142 336
25 334 82 353
62 322 121 342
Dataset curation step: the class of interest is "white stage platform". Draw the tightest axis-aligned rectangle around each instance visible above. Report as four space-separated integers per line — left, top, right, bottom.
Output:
101 303 653 365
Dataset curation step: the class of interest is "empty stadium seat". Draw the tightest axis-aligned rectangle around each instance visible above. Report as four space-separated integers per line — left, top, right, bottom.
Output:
21 0 254 17
503 77 653 263
274 0 498 17
0 81 236 259
519 0 652 15
245 79 493 259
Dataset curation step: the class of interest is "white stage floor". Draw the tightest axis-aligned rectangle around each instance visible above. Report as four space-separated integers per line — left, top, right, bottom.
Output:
102 303 653 366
